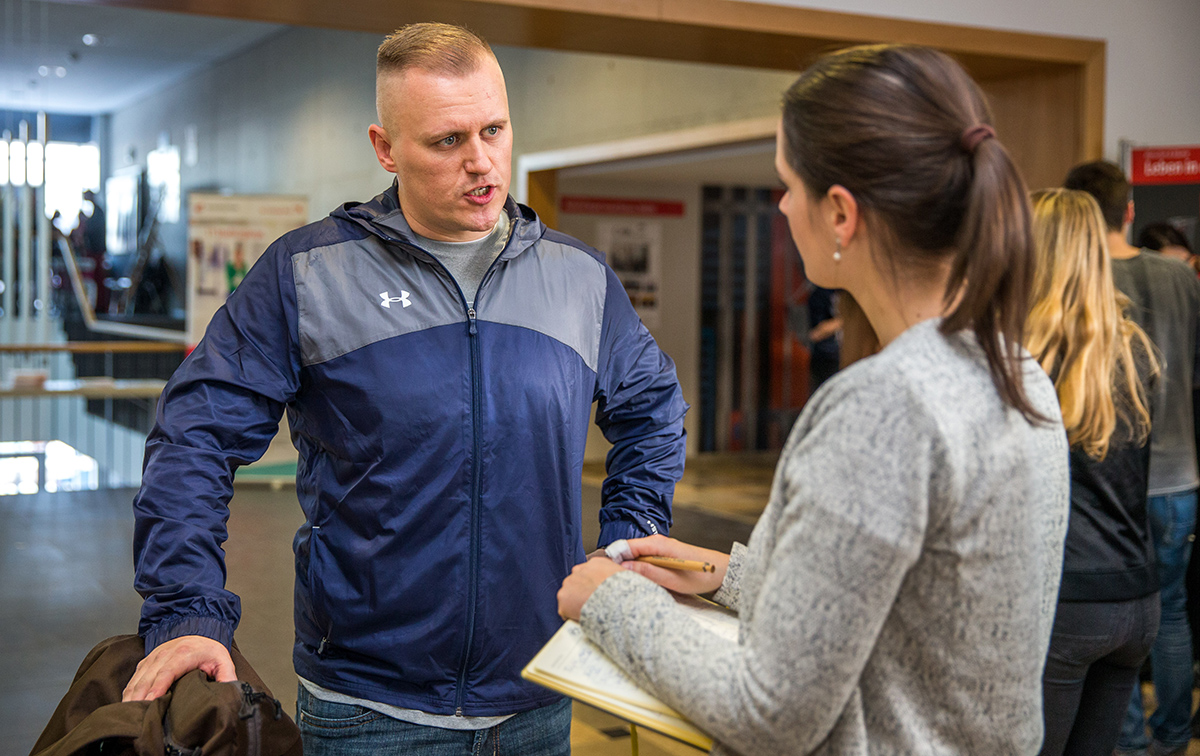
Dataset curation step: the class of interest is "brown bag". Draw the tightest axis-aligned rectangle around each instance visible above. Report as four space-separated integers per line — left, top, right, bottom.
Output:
29 635 301 756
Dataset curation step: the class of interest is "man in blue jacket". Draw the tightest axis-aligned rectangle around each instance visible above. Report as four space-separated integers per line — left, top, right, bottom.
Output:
122 23 687 755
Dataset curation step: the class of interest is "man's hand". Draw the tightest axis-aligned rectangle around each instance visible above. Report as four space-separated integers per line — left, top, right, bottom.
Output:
121 635 236 701
809 317 843 343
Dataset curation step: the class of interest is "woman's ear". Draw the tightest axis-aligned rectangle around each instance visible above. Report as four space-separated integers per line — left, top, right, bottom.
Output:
825 185 860 247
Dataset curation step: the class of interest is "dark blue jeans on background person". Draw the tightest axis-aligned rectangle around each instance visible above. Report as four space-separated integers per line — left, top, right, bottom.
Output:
1118 489 1198 756
297 684 573 756
1039 594 1160 756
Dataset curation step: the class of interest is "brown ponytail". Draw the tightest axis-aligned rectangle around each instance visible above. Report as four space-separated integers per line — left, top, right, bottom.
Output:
782 44 1045 422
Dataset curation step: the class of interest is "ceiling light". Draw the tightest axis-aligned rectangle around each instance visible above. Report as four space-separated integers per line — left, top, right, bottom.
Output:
82 34 98 46
37 66 48 77
55 67 66 78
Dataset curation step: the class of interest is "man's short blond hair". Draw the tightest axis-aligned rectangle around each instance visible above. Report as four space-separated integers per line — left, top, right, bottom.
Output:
376 22 494 77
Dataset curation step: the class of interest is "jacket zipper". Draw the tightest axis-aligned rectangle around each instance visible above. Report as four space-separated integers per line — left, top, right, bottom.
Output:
375 222 516 717
455 305 483 716
450 233 512 717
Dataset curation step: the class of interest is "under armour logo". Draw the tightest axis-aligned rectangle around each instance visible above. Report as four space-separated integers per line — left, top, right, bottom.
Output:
380 291 412 309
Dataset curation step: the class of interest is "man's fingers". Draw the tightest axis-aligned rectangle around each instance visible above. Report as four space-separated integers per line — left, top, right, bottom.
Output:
120 635 235 701
124 662 172 702
206 655 238 683
144 668 178 700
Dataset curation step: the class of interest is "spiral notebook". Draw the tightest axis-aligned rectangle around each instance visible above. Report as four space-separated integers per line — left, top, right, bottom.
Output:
521 594 738 750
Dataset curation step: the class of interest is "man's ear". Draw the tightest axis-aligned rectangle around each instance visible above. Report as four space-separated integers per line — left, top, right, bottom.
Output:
1124 199 1135 229
369 124 397 174
825 185 861 247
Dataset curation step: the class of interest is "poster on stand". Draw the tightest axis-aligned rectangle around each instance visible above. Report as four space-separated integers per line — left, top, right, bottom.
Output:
186 193 308 474
186 193 308 345
596 219 662 328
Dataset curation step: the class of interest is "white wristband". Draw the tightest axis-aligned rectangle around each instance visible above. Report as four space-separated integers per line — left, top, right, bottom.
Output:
604 539 633 564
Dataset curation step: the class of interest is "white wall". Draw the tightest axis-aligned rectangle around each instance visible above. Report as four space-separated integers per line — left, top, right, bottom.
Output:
758 0 1200 160
108 27 384 262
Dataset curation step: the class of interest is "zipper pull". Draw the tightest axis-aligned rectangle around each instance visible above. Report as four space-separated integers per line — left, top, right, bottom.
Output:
456 707 464 717
317 637 329 655
467 308 477 335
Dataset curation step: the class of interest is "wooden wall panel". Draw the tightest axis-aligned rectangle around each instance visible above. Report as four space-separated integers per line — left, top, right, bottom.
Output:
982 67 1084 192
526 169 558 228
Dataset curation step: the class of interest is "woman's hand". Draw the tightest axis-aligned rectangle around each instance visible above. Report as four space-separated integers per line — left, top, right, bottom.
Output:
619 535 730 595
558 558 624 621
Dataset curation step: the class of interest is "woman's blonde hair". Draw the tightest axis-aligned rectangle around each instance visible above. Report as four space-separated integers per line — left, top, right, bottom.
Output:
1026 188 1156 459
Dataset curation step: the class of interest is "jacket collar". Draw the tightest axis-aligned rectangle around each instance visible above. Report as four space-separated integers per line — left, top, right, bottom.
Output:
333 180 545 262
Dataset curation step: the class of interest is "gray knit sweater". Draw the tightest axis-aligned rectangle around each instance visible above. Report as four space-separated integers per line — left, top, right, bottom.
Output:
581 320 1070 755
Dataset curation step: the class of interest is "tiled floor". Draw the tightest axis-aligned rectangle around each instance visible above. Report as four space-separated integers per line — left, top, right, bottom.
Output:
16 456 1192 756
4 457 760 756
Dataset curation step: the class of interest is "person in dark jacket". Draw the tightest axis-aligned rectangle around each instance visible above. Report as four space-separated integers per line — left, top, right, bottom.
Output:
1028 189 1160 756
121 23 687 756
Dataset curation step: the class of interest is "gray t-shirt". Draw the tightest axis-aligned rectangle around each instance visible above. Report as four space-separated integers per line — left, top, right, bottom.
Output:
1111 251 1200 496
581 319 1070 755
415 212 511 308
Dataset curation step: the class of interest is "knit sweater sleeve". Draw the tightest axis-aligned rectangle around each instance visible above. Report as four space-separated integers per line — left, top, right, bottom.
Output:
579 372 935 755
710 542 747 611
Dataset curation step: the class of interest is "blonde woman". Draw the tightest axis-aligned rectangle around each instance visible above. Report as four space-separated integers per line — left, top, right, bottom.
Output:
1028 189 1160 756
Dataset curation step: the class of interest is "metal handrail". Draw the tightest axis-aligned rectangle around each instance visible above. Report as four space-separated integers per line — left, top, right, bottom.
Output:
57 234 189 344
0 342 186 354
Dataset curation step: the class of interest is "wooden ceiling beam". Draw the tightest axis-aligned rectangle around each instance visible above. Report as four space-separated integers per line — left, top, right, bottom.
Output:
61 0 1103 79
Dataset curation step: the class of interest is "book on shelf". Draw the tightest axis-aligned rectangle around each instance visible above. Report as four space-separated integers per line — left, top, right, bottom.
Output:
521 594 738 750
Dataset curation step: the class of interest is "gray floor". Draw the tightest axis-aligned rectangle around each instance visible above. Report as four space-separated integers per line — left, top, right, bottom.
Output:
3 481 754 755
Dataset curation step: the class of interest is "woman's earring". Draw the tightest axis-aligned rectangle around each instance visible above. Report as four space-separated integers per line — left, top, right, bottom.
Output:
833 239 842 262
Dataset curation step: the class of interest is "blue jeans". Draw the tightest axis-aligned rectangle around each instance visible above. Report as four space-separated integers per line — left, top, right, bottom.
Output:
1118 490 1197 753
298 685 572 756
1040 594 1160 756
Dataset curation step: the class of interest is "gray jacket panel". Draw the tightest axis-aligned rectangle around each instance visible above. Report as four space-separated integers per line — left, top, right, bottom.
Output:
480 239 606 373
293 237 464 367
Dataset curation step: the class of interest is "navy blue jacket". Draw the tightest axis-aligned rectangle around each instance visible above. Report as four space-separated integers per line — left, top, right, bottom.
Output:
132 185 687 716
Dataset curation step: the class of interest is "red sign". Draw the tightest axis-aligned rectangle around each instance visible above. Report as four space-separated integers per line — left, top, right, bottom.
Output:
1131 146 1200 185
560 195 685 217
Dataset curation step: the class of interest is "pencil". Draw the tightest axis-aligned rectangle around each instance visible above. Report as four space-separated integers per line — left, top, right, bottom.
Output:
634 556 716 572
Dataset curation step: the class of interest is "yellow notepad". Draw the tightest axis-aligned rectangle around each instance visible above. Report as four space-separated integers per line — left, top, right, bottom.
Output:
521 594 738 750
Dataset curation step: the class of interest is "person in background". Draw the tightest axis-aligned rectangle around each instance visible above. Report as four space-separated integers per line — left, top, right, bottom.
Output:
805 283 841 392
1066 160 1200 756
1139 222 1197 275
74 188 110 313
121 22 687 756
557 44 1069 755
1027 189 1159 756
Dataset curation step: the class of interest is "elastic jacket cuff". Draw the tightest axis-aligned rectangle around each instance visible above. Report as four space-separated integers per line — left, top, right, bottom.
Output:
143 615 235 656
597 515 666 549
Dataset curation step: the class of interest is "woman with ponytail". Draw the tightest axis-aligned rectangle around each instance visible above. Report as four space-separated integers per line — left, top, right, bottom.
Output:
557 45 1069 755
1029 189 1159 756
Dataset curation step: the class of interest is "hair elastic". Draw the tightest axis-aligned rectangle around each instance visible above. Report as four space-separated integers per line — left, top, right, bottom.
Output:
960 124 996 153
